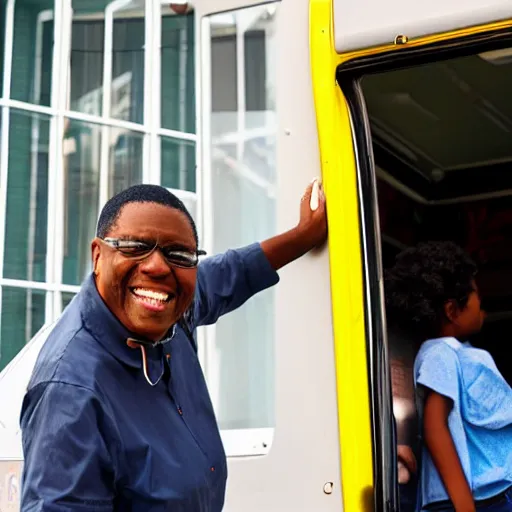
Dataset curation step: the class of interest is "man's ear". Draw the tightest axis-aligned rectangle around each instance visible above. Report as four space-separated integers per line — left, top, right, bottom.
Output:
444 300 459 324
91 238 101 276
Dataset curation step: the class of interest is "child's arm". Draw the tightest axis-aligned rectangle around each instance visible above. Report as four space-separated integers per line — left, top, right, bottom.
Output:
424 390 475 512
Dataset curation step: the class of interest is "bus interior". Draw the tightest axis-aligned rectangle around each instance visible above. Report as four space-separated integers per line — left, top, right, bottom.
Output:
360 44 512 507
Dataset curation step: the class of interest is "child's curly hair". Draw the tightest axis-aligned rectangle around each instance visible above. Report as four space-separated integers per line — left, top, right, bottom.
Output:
385 241 477 339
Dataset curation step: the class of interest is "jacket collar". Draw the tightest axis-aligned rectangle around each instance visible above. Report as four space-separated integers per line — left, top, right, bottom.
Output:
77 274 176 370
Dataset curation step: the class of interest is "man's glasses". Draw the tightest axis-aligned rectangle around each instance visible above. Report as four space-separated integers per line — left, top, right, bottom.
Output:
101 238 206 268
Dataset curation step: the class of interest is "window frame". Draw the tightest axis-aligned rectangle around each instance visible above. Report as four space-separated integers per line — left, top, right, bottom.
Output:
198 2 280 459
335 76 398 512
0 0 197 368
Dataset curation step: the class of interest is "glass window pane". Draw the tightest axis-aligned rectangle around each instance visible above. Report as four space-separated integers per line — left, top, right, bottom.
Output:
11 0 54 105
161 7 195 133
62 292 76 310
108 129 143 197
172 189 197 225
62 118 100 286
0 287 46 371
0 1 7 91
111 1 144 123
4 110 50 282
69 2 105 116
206 5 278 430
69 0 145 123
211 31 237 114
161 136 195 192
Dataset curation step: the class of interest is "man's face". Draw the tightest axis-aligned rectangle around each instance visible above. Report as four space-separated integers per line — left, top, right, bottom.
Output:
91 202 198 341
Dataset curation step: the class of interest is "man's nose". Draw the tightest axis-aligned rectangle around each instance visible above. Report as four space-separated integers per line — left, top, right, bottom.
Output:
139 248 172 276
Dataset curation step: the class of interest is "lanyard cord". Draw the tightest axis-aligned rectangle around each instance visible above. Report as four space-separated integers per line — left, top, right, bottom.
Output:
126 323 191 386
139 345 164 387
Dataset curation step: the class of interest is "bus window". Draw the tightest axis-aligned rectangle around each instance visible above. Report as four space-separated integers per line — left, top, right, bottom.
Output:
348 42 512 511
203 3 278 457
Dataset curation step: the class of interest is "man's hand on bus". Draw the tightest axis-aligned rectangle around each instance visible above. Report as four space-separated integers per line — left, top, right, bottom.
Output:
260 179 327 270
298 178 327 247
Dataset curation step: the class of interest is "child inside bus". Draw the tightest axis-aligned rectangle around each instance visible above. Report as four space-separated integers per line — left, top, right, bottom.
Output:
385 241 512 512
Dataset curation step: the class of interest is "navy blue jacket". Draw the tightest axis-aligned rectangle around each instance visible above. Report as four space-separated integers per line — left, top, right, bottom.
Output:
20 243 279 511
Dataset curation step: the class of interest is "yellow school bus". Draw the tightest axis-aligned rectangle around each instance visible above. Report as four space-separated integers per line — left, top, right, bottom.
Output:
1 0 512 510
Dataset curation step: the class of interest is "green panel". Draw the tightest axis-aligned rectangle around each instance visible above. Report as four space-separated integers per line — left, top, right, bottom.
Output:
62 120 100 286
0 2 6 88
70 19 104 116
161 13 195 133
111 18 144 124
161 137 196 192
161 14 196 192
0 287 46 371
109 130 144 197
72 0 111 14
11 0 53 105
4 110 50 282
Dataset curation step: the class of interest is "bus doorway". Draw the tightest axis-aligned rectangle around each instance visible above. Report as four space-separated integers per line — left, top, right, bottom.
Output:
359 42 512 510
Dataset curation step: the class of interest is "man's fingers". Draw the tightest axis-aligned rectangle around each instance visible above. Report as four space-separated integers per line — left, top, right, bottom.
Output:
301 180 314 202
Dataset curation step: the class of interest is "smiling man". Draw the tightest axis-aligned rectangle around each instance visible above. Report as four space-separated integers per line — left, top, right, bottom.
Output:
19 183 327 512
93 197 201 344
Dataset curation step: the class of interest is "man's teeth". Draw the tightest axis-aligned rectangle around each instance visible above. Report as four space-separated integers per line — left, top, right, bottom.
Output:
132 288 170 302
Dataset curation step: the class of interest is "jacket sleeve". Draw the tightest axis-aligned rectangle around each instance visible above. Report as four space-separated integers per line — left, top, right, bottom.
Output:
192 243 279 327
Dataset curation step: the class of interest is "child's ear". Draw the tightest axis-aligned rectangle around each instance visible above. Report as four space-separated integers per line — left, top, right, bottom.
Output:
444 300 459 323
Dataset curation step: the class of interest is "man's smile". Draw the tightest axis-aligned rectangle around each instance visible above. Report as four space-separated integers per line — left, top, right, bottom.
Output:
130 287 176 312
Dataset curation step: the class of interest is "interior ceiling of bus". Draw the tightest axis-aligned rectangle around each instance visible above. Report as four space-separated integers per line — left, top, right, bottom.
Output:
362 48 512 202
362 48 512 319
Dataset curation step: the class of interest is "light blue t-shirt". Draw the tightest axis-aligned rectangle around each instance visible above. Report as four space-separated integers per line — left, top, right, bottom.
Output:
414 337 512 509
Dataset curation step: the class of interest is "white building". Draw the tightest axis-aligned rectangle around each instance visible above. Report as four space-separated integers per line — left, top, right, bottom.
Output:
0 0 279 483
